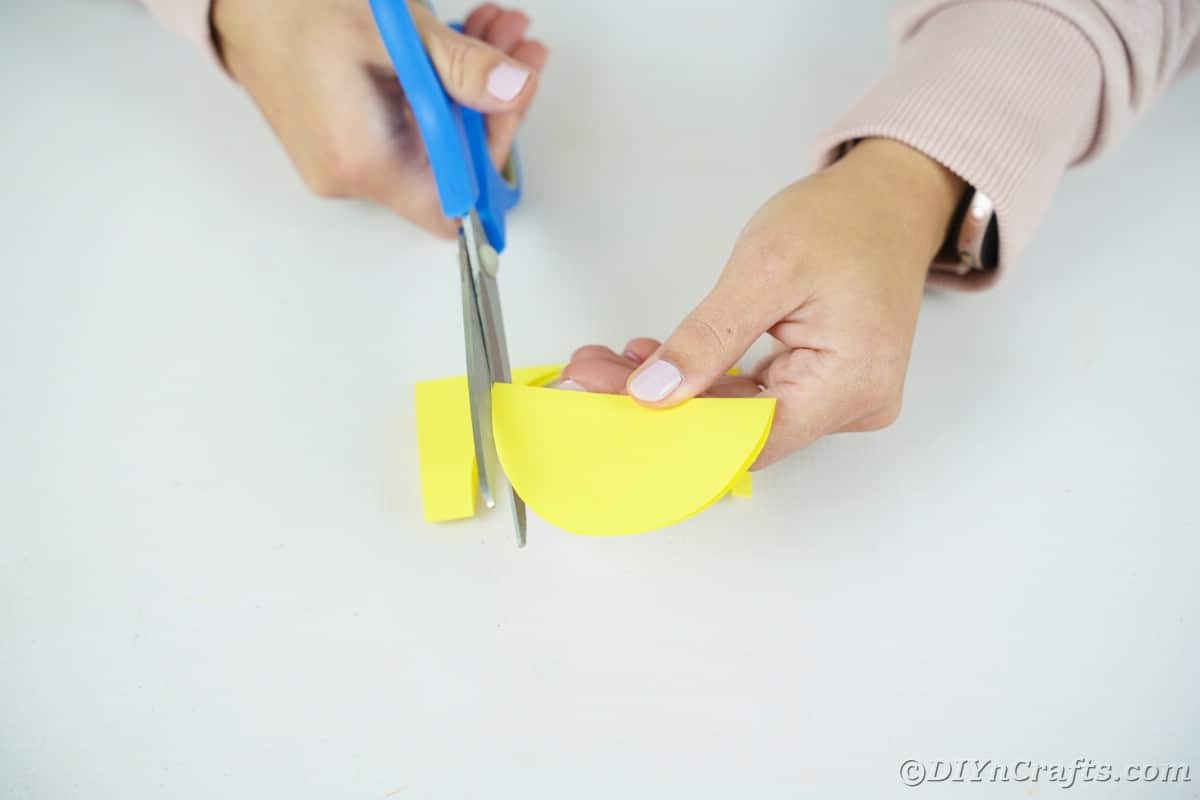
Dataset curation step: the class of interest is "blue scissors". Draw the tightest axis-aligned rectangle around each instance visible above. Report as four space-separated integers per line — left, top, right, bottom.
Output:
370 0 527 546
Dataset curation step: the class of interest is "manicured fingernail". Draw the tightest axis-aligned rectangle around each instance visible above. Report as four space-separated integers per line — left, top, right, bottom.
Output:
623 350 644 365
629 360 682 402
487 62 530 102
557 379 586 391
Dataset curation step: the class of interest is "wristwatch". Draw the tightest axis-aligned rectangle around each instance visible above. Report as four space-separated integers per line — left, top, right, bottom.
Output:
935 183 999 275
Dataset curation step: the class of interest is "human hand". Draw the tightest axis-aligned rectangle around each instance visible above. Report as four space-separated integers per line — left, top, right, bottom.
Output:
213 0 547 236
561 139 965 468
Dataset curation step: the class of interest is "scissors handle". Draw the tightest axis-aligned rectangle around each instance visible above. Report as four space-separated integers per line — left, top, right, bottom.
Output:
368 0 522 251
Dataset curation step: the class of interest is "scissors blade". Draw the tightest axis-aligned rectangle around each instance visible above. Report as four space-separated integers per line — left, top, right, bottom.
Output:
458 222 496 509
461 211 527 547
510 492 527 547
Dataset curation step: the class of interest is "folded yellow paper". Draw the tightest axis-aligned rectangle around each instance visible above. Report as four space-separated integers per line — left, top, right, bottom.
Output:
492 385 774 536
414 368 774 534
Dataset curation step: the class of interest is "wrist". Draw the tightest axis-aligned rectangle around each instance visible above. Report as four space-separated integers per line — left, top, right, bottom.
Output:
209 0 229 71
838 138 965 261
210 0 255 81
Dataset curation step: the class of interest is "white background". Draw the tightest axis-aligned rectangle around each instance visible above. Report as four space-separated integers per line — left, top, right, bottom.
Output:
2 1 1198 798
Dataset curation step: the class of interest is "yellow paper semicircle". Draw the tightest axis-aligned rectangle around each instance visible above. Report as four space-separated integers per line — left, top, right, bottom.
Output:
492 384 774 536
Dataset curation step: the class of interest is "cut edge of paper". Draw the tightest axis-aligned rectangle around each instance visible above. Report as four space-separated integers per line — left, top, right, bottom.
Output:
415 365 563 523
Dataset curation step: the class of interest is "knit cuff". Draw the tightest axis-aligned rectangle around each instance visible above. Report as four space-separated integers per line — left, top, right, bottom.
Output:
141 0 227 75
815 0 1103 288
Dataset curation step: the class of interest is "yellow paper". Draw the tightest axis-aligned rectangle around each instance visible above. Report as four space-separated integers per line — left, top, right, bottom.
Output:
414 365 562 522
492 384 774 536
730 470 753 498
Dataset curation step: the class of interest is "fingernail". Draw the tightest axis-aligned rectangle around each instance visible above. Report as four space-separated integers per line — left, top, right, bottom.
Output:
487 62 530 102
623 350 644 365
557 379 586 391
629 360 682 402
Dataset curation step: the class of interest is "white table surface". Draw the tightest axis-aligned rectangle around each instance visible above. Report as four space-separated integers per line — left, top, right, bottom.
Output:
3 1 1199 798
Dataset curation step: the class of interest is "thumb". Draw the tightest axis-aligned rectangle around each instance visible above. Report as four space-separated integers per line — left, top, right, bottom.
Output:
404 2 537 114
625 287 771 408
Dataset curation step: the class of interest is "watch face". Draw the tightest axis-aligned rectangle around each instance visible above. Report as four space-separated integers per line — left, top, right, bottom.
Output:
933 187 997 275
934 187 973 273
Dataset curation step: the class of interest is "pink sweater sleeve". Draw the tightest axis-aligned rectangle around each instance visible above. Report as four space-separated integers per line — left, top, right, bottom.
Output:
139 0 223 71
817 0 1200 288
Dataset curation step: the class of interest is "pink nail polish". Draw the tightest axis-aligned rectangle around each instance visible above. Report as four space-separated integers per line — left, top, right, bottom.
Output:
557 379 586 391
629 360 682 402
487 63 530 102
